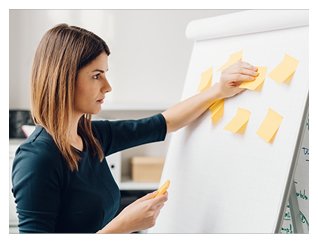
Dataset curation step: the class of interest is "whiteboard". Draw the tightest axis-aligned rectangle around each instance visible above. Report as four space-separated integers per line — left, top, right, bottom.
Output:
150 10 308 233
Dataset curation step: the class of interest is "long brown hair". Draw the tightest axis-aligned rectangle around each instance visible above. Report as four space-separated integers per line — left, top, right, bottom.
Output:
31 24 110 171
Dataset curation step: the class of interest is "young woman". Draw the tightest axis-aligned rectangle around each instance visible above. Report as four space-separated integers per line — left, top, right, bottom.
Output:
11 24 258 233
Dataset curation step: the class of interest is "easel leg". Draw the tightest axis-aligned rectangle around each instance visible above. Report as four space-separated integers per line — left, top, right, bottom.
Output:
289 182 304 233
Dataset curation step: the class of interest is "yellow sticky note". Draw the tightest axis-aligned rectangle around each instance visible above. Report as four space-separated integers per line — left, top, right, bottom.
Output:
209 99 224 124
218 50 243 72
269 54 299 84
224 108 251 134
152 180 170 198
257 108 283 143
198 67 213 92
239 66 267 91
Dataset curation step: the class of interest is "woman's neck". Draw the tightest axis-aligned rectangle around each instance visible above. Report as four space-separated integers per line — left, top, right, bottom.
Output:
69 113 84 151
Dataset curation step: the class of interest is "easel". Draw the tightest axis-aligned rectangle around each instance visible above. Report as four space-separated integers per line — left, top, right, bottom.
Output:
289 182 304 233
277 95 308 234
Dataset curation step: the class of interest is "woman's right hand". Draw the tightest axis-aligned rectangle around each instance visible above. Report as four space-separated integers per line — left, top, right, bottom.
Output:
214 61 259 99
98 191 168 233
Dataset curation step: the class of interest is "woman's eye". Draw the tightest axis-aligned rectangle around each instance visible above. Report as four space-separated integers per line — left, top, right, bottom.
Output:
93 74 100 79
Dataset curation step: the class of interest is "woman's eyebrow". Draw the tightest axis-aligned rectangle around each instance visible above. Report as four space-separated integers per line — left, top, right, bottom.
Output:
92 69 105 73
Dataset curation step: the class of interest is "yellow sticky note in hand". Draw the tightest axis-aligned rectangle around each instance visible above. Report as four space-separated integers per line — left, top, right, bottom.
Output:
198 67 213 92
224 108 251 134
269 54 299 84
209 99 224 125
239 66 267 91
152 180 170 198
218 50 243 72
257 108 283 143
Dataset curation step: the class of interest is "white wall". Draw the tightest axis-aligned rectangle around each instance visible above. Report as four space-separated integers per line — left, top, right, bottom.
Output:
9 9 240 109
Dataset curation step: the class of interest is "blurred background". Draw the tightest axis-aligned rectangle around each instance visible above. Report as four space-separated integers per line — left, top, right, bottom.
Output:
10 9 240 109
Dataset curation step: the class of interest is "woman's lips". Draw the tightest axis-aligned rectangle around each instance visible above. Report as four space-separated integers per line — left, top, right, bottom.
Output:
97 98 104 104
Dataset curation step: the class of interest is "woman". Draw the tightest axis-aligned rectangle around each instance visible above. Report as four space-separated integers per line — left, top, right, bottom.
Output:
11 24 258 233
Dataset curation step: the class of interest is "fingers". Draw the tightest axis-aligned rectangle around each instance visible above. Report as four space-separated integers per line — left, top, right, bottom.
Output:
136 191 158 202
151 205 163 223
154 204 165 217
224 61 258 81
151 192 168 204
236 61 258 71
238 68 259 77
226 73 256 82
137 190 168 206
153 199 166 217
144 193 168 213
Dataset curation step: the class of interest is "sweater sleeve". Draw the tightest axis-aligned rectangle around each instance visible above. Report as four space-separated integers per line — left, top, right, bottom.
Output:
92 113 167 156
11 140 64 233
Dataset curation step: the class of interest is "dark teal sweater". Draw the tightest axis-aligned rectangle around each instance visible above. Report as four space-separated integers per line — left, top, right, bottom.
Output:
12 114 167 233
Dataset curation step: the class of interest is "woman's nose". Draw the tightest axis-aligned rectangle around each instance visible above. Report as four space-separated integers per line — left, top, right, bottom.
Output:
102 78 112 93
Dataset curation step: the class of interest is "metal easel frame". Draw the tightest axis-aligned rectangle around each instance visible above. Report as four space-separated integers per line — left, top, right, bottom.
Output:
289 182 304 233
276 94 308 233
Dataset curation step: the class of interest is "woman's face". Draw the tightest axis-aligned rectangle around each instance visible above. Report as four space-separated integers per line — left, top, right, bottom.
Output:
74 52 111 115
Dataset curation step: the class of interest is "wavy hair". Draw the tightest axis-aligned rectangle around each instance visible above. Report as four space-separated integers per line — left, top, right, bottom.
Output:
31 24 110 171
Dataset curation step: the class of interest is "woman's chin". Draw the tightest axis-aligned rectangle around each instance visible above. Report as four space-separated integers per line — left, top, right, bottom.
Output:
92 108 101 115
85 108 101 115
